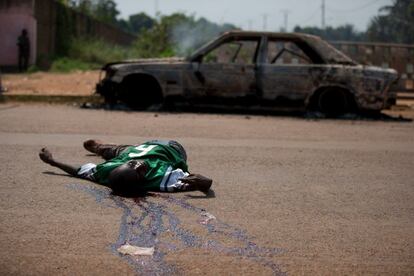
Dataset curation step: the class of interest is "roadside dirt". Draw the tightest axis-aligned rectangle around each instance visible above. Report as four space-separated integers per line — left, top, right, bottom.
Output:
2 71 100 96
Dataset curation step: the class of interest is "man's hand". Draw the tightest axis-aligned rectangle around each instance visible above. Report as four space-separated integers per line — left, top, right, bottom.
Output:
39 147 55 165
179 174 212 194
38 147 80 176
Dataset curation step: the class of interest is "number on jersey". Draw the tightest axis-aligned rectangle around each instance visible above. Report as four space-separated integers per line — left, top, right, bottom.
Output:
129 145 157 158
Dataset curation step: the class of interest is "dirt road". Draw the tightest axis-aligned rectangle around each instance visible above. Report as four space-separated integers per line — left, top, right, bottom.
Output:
0 103 413 275
2 71 99 96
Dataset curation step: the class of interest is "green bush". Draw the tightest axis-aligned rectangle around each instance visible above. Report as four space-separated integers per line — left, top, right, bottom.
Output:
50 57 97 72
69 38 132 64
49 38 133 72
47 12 237 71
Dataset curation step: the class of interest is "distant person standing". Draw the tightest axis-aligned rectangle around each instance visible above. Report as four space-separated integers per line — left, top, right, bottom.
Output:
17 29 30 72
0 69 5 93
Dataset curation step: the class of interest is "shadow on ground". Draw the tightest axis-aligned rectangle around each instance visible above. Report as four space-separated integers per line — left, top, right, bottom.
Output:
80 102 412 123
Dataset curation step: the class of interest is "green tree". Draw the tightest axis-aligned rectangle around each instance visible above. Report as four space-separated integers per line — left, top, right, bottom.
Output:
56 0 70 5
128 12 155 33
71 0 120 26
367 0 414 43
131 13 236 58
95 0 119 25
131 16 175 58
77 0 93 16
116 19 131 32
294 25 366 41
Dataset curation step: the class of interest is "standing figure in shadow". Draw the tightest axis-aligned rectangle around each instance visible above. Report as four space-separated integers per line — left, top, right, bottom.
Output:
17 29 30 72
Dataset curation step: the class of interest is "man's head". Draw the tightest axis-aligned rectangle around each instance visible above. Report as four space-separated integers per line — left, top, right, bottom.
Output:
108 160 148 193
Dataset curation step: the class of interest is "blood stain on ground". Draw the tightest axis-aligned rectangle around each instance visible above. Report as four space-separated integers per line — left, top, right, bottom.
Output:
68 184 286 275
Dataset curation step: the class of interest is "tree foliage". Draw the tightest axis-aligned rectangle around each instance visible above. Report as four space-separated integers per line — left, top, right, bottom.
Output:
126 12 156 33
131 13 237 58
62 0 414 46
54 1 237 61
294 25 366 41
68 0 120 25
367 0 414 43
94 0 119 25
294 0 414 43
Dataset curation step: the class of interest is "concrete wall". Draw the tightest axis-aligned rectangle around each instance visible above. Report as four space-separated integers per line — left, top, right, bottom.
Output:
0 0 37 66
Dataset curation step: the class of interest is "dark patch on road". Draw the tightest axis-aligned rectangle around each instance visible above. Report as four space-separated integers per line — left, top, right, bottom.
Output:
80 101 412 122
304 111 412 122
68 184 286 275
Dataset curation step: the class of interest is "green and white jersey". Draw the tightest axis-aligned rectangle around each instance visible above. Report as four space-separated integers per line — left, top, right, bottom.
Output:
77 141 189 192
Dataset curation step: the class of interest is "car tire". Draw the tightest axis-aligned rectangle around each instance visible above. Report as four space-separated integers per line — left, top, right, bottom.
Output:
318 88 349 117
121 75 162 110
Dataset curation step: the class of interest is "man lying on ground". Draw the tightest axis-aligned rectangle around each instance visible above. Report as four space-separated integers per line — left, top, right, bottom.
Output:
39 139 212 195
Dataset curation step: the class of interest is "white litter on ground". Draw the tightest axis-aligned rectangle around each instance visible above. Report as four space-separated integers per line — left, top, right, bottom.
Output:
200 211 216 225
117 244 154 256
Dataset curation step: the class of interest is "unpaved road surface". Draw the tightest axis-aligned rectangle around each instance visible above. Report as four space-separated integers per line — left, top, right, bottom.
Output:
2 71 99 96
0 103 413 275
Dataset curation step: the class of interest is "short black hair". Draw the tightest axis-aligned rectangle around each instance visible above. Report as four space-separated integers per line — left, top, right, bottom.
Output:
108 165 145 196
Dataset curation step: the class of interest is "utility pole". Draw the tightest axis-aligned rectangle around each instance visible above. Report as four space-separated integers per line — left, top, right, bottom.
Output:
248 19 253 31
321 0 326 29
262 14 268 31
280 10 291 32
155 0 159 21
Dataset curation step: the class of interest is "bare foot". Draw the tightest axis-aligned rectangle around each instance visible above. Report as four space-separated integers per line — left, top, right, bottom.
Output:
83 139 103 154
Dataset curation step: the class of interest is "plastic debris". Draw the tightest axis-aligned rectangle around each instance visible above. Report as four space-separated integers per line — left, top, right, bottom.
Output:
117 244 154 256
199 211 216 225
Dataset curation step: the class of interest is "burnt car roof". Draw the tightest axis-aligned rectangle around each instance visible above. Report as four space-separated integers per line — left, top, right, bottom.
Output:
216 30 320 39
188 30 356 65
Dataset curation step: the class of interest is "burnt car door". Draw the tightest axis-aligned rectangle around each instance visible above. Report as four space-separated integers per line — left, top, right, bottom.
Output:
258 39 321 106
189 37 260 100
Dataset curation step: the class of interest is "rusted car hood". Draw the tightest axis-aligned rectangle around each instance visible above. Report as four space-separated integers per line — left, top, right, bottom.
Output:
103 57 186 69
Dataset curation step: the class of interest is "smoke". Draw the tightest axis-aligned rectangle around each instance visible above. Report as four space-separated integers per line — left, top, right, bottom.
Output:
170 18 235 56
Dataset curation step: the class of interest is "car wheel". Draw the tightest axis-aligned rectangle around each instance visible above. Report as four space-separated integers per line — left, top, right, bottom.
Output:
121 75 162 110
318 88 349 117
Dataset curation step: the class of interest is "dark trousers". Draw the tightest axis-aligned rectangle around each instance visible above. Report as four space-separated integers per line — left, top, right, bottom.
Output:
18 54 29 72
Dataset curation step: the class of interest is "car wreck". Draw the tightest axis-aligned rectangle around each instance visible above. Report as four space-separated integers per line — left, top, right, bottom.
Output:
96 31 399 115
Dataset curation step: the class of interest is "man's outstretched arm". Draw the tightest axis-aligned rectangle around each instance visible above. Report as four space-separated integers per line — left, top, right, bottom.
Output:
39 148 80 177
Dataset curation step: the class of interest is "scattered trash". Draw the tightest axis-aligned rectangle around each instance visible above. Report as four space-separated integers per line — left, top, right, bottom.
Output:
81 102 94 109
117 243 154 256
199 211 216 225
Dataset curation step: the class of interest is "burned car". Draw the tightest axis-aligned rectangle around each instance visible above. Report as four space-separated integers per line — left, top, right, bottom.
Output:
96 31 398 115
